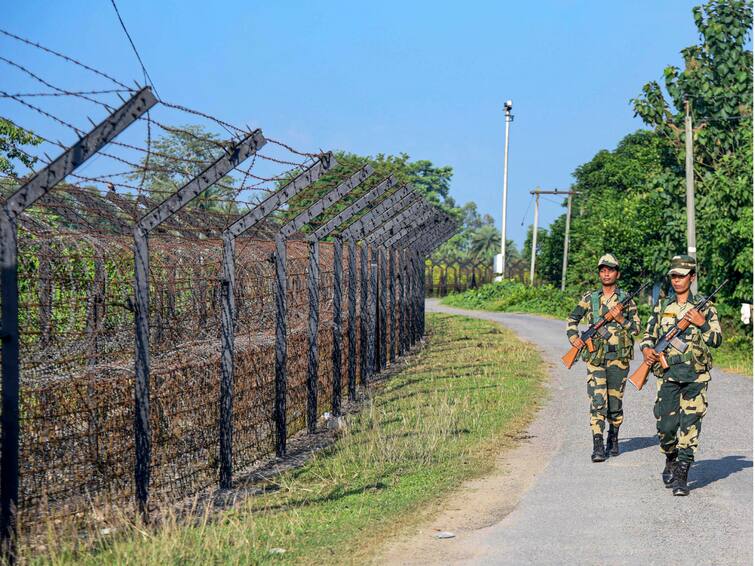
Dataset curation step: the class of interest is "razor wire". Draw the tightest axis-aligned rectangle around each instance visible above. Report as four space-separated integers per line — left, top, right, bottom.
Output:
0 31 449 547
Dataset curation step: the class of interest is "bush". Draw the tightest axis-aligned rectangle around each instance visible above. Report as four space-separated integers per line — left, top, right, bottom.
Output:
443 279 574 319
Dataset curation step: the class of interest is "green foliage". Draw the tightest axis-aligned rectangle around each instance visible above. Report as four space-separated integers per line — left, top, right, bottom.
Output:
632 0 752 162
278 150 456 235
630 0 752 303
128 125 240 213
0 118 42 177
531 0 752 309
443 279 574 318
469 224 499 259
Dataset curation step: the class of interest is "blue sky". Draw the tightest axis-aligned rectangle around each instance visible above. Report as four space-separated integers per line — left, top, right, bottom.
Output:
3 1 702 248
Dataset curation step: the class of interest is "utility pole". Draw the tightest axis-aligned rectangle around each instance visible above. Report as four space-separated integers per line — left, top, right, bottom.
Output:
561 192 573 291
684 97 698 294
498 100 513 279
529 192 539 285
528 189 576 287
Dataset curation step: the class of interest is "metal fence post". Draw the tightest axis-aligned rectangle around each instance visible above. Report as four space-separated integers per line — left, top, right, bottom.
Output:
417 249 424 338
306 240 320 433
274 233 288 457
378 247 387 370
219 234 235 489
348 237 358 400
132 227 151 518
0 212 19 561
136 129 265 507
388 247 396 363
359 244 368 385
412 249 422 343
331 237 343 415
222 154 333 465
368 246 378 375
398 248 406 356
419 251 426 337
0 88 157 548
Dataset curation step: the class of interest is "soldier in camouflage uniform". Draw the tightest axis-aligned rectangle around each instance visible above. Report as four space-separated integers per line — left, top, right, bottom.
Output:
640 255 722 496
566 254 641 462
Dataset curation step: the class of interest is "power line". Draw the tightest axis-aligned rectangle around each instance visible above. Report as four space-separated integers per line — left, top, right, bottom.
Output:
109 0 159 98
520 194 533 226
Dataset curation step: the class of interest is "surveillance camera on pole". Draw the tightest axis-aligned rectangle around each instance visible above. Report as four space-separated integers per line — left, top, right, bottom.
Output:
496 99 513 282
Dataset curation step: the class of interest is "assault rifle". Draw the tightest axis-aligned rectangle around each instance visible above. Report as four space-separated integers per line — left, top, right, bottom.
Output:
628 279 728 391
561 282 649 369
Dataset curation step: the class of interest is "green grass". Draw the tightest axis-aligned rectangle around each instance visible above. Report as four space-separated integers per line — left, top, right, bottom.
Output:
33 313 547 565
716 332 753 377
442 279 573 318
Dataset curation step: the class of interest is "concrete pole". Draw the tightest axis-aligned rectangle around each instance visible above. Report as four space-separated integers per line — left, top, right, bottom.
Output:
685 98 698 294
529 193 539 285
499 101 513 278
561 192 573 291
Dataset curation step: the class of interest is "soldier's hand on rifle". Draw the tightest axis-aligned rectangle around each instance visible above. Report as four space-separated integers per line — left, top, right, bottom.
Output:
607 304 625 324
683 308 706 328
569 336 584 349
642 347 659 366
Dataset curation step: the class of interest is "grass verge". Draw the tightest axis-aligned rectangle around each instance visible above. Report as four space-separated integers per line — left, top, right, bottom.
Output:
716 334 752 376
34 313 547 565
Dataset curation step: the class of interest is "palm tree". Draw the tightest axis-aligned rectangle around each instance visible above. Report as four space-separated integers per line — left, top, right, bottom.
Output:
469 225 499 260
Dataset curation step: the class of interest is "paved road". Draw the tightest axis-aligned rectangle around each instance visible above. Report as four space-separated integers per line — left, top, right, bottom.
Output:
425 300 752 566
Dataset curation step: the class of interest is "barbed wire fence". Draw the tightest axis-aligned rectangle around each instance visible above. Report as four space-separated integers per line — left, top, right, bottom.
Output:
425 257 495 297
0 29 458 560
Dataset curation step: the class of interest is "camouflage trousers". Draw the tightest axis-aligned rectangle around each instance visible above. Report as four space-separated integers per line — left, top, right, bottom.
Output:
654 376 709 463
586 359 629 435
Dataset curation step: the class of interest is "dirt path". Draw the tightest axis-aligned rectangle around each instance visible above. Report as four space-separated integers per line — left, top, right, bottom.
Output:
376 301 753 566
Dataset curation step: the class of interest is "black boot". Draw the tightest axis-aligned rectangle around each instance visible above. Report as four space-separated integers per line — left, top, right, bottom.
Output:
605 426 620 457
591 434 606 463
672 461 691 496
662 452 677 488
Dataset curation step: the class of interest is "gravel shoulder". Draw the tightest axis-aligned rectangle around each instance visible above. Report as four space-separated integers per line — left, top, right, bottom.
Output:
378 300 753 566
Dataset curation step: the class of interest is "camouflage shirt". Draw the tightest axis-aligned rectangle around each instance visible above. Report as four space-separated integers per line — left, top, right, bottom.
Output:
639 294 722 382
566 289 641 363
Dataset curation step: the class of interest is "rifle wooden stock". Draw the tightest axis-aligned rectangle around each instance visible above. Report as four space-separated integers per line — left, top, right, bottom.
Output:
629 362 652 390
676 318 692 333
561 346 581 369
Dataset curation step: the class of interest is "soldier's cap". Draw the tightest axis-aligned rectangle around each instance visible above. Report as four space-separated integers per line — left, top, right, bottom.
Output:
597 253 619 269
668 254 696 276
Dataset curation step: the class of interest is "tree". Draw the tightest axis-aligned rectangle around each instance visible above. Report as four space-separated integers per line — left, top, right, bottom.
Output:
0 118 42 177
129 125 239 212
533 1 752 303
631 0 752 303
632 0 752 163
469 224 498 260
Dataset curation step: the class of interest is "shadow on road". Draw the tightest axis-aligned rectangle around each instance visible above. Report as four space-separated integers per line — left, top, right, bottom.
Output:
619 435 658 454
690 455 753 490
